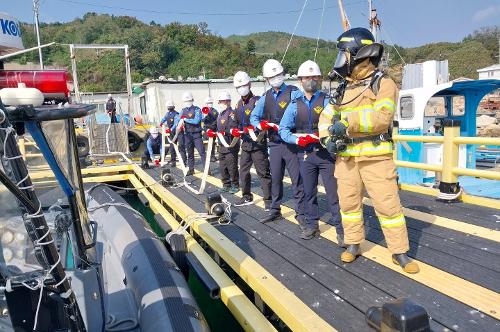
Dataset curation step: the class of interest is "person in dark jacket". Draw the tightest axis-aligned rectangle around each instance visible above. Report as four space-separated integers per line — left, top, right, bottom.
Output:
232 71 272 208
160 100 178 166
202 96 218 162
106 94 117 123
215 90 240 193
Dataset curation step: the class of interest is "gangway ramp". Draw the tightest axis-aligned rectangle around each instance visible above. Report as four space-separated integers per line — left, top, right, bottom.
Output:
153 163 500 331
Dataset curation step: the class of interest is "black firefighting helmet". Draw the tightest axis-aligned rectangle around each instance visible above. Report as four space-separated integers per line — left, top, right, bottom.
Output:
330 27 383 79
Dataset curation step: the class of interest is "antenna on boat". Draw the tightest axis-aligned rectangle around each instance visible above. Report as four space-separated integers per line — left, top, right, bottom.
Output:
33 0 44 69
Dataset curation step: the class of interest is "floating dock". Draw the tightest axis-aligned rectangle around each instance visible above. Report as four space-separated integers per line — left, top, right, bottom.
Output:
30 161 500 331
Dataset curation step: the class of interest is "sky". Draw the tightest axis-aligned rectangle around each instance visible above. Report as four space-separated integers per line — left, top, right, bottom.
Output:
2 0 500 47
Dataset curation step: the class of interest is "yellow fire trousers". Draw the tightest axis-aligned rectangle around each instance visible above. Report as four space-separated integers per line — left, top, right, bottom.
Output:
334 156 410 254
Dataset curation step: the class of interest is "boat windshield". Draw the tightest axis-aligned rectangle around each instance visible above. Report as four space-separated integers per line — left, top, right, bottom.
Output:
40 119 93 246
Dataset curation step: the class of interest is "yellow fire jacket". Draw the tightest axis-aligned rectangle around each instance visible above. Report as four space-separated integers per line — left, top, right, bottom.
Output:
319 64 398 160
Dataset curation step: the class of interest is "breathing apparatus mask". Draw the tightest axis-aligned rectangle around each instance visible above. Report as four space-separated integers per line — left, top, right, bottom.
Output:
184 101 193 108
330 50 352 80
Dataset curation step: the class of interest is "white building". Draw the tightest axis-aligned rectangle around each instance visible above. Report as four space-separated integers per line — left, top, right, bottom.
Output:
133 78 319 124
477 64 500 79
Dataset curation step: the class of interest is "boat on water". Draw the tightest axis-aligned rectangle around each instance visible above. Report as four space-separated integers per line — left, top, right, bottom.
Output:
395 60 500 198
0 88 210 331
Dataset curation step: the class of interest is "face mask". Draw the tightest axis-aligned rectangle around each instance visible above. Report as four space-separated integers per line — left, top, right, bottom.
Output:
218 103 228 112
151 133 158 139
184 101 193 108
268 74 284 88
302 79 320 93
237 85 250 96
206 103 213 108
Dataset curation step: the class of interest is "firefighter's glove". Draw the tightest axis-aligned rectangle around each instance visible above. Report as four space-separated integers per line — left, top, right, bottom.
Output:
329 120 348 137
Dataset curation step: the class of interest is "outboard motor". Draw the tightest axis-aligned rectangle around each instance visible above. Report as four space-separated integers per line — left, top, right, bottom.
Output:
366 298 430 332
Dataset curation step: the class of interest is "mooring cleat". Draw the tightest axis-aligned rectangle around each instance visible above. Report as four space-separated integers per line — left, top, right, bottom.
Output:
340 244 360 263
392 253 420 274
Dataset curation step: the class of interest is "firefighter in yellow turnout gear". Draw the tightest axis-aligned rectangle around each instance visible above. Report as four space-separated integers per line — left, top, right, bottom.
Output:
319 27 419 274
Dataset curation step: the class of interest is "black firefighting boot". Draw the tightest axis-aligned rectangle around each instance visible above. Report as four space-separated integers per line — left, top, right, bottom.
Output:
392 253 420 274
340 244 360 263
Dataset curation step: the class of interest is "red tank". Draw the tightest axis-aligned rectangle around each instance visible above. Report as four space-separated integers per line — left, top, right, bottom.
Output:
0 70 72 101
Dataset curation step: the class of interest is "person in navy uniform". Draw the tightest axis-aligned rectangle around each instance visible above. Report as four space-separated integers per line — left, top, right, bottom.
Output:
279 60 343 241
159 99 178 166
173 91 207 176
215 90 240 193
143 127 161 164
250 59 305 224
231 71 272 208
202 96 219 162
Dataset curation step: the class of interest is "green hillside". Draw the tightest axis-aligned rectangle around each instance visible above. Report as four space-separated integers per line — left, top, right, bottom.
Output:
10 13 499 92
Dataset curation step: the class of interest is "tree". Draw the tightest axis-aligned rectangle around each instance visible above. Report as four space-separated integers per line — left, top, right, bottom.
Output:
246 39 256 55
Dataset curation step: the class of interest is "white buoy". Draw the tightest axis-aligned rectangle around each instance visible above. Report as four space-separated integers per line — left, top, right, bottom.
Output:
0 83 44 107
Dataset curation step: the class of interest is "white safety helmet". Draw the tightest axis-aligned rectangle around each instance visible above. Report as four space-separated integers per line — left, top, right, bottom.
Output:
181 91 194 102
165 100 174 107
217 90 232 101
149 127 159 135
297 60 322 77
233 71 251 87
262 59 284 78
205 96 214 104
107 93 112 98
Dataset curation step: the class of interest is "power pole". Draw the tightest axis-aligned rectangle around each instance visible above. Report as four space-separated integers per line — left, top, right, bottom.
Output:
33 0 44 69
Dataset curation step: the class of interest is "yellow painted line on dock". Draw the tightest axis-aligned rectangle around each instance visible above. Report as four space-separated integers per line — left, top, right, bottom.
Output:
249 169 500 243
131 165 336 332
29 164 133 180
195 170 500 321
399 183 500 210
129 175 276 332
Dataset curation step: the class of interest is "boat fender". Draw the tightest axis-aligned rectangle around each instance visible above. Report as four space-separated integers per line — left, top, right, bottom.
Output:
137 192 149 207
0 83 44 107
153 213 173 235
167 234 189 279
186 252 220 299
